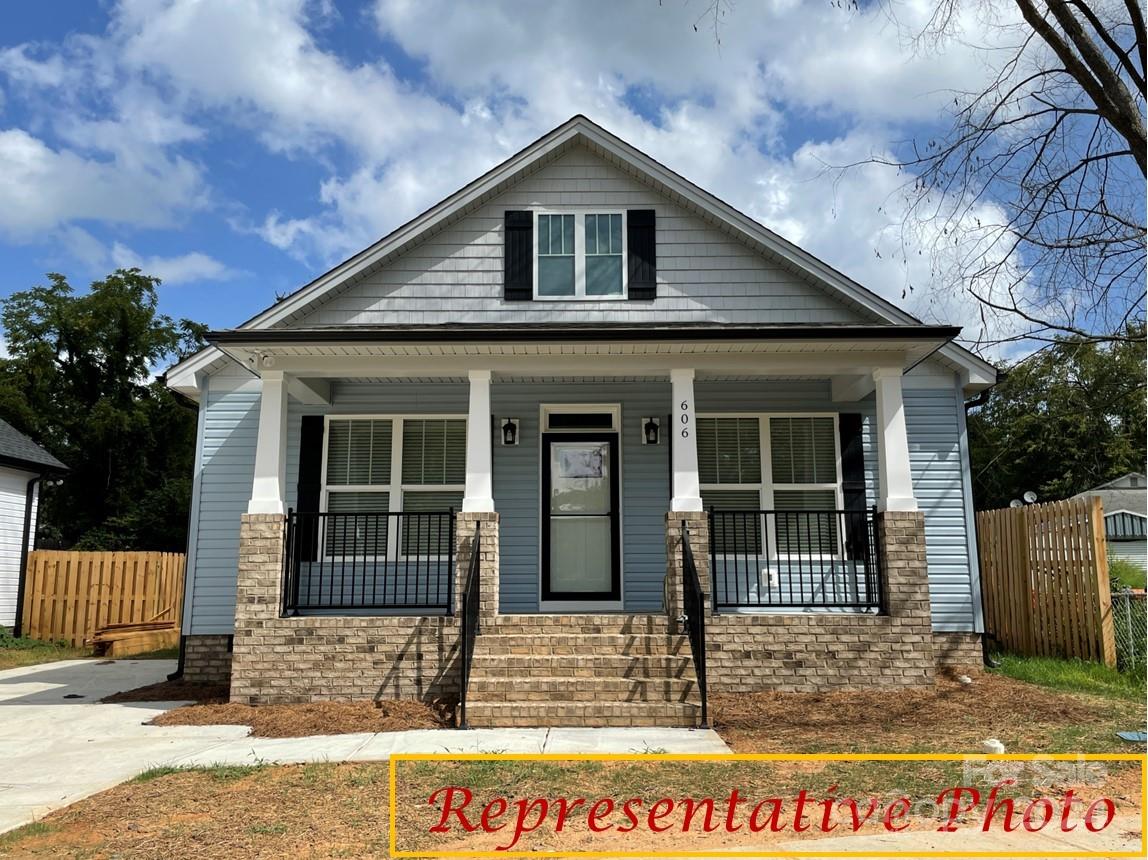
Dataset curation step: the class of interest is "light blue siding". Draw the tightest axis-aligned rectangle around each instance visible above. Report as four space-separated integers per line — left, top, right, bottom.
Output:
904 387 977 631
186 383 258 634
294 146 871 328
491 382 672 614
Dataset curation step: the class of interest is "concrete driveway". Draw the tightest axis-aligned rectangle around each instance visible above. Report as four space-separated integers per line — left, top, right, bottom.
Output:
0 659 729 834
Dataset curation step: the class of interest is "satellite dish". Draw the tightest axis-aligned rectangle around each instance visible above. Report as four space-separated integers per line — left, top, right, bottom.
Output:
1023 491 1038 504
1009 499 1023 508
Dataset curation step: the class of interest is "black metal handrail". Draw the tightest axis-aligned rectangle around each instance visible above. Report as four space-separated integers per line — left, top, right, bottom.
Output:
709 507 881 611
458 521 482 730
282 509 455 614
680 522 709 729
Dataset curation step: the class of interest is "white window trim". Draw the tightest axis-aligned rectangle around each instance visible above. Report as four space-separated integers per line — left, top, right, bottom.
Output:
541 403 622 432
532 208 628 301
698 412 845 561
319 414 466 562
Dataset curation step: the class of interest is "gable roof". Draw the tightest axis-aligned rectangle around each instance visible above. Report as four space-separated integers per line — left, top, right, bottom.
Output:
172 115 996 390
0 418 67 473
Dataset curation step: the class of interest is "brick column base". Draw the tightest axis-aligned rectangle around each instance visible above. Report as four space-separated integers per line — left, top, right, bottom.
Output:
664 512 711 634
182 634 232 684
454 512 499 619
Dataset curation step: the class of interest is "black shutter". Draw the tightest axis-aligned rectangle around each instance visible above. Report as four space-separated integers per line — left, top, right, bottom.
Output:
627 209 656 300
504 210 533 301
296 415 325 562
838 413 868 562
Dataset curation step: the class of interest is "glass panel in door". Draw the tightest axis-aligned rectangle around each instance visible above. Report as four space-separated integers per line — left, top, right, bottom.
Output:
547 439 614 596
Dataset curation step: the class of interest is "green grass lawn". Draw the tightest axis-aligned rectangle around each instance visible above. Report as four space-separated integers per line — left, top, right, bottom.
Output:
0 631 91 671
991 651 1147 701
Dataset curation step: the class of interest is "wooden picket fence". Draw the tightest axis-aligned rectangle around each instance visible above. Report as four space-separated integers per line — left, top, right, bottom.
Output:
977 497 1116 666
20 551 185 648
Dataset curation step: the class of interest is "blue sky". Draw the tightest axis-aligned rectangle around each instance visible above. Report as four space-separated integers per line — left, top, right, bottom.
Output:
0 0 1031 342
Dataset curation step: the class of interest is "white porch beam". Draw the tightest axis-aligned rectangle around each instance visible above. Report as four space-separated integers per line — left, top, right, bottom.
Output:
262 351 909 380
285 375 331 405
873 366 917 512
462 369 495 513
670 368 703 512
830 374 876 402
248 370 289 514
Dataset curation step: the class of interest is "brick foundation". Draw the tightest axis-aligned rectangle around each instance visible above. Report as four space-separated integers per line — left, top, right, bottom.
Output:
228 512 499 705
932 631 984 673
666 509 938 692
182 634 232 684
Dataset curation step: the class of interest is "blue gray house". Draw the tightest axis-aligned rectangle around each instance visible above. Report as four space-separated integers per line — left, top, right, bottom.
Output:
166 116 996 726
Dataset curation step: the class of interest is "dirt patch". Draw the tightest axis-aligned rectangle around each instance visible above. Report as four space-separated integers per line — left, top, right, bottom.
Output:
149 698 454 737
711 673 1143 753
102 679 229 704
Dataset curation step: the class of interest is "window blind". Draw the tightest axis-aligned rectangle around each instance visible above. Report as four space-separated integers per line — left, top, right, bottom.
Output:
770 417 836 484
697 417 761 485
401 419 466 484
326 419 392 485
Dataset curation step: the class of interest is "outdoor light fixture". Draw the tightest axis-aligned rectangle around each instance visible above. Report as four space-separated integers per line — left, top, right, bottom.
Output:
501 417 519 446
641 417 660 445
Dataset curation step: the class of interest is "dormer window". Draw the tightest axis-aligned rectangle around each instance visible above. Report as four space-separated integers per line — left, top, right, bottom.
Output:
534 211 626 299
503 208 654 302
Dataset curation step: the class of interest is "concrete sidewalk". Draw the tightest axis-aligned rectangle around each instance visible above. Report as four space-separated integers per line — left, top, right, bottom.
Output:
0 659 729 834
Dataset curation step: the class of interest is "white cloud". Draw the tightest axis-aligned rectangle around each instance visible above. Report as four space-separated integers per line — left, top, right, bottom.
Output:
0 128 207 238
109 242 241 285
0 0 1037 345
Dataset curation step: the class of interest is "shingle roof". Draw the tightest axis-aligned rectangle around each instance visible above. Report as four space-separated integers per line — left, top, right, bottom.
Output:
0 418 67 472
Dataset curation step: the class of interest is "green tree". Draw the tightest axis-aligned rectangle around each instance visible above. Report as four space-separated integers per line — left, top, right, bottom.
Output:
0 270 206 550
967 325 1147 509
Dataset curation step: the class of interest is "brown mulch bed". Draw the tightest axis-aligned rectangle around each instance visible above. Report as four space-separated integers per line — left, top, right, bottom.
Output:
101 679 229 704
149 698 454 737
710 672 1138 753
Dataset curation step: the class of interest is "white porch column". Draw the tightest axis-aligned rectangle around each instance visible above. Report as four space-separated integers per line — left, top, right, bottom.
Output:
873 366 918 512
463 369 495 513
670 368 703 512
248 370 289 514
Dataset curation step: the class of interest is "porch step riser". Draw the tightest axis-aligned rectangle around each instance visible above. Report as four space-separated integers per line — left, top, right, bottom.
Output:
469 677 696 702
463 702 701 729
470 656 695 680
473 634 689 655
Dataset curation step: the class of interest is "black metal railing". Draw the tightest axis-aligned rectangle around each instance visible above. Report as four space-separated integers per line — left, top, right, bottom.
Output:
709 508 882 611
282 509 455 614
680 522 709 729
458 521 482 730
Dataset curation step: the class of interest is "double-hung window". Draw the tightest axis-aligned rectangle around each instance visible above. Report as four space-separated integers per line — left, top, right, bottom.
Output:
698 415 843 556
535 211 625 298
322 417 465 559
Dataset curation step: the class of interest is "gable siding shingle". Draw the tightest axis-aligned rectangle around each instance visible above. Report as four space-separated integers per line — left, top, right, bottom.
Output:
295 147 867 328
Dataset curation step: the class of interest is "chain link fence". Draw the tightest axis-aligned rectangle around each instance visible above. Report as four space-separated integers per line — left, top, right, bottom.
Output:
1111 588 1147 674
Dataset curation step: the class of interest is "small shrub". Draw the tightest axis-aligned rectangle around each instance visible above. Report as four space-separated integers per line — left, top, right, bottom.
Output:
1109 557 1147 591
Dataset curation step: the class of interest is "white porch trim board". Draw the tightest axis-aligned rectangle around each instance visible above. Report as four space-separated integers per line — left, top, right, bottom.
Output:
463 369 496 513
873 366 917 513
248 370 288 514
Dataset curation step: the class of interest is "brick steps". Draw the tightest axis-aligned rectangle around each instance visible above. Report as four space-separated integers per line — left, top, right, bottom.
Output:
469 675 696 701
470 653 694 680
464 614 702 728
463 700 701 728
473 633 689 656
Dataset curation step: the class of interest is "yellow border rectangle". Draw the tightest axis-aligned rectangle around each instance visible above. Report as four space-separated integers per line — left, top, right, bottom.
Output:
388 752 1147 858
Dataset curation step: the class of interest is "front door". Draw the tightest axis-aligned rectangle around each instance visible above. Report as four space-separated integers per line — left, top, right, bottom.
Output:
541 432 620 602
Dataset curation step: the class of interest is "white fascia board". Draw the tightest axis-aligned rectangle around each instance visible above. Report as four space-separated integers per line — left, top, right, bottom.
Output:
163 346 236 400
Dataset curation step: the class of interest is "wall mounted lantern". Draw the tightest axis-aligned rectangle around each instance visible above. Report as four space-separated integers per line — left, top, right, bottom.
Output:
641 417 660 445
501 418 520 446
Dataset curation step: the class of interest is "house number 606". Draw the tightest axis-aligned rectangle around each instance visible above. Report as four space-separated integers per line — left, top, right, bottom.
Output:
679 400 690 438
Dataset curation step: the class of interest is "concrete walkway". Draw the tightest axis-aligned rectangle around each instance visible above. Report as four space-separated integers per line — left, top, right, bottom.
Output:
0 659 729 834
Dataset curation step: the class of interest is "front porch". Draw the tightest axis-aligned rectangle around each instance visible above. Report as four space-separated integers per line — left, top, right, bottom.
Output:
184 327 975 723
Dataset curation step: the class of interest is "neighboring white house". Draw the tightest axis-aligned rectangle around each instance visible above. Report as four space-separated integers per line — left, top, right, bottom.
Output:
1075 473 1148 572
0 418 66 629
166 116 998 726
